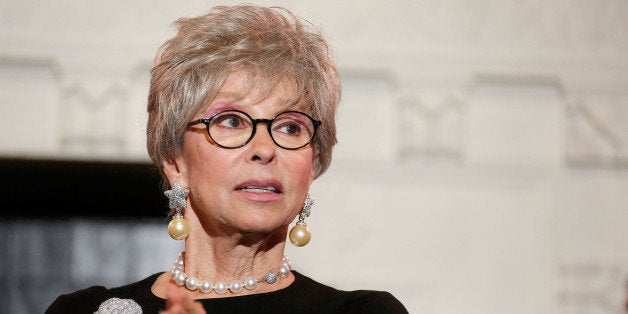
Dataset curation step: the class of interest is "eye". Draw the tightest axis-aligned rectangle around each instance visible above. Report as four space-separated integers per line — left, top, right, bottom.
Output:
275 121 303 136
272 112 315 139
212 112 249 129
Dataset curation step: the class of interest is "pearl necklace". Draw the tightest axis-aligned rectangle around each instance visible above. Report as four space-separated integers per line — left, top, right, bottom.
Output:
170 252 292 294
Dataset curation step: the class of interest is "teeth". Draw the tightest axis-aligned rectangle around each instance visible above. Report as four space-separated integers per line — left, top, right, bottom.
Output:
241 186 277 193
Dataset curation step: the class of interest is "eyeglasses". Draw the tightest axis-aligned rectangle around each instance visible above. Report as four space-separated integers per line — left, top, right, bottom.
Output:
187 110 321 150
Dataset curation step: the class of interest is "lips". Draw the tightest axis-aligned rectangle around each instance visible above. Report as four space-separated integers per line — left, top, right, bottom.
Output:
234 180 283 194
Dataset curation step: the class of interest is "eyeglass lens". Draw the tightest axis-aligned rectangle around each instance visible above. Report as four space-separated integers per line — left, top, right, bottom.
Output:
207 111 316 149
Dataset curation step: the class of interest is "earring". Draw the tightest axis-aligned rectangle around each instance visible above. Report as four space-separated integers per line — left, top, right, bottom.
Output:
164 182 190 240
289 194 313 247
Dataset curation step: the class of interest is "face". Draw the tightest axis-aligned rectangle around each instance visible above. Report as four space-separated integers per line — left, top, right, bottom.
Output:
164 71 315 236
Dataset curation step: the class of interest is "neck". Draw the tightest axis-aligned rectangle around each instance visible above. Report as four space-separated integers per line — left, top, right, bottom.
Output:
183 224 289 283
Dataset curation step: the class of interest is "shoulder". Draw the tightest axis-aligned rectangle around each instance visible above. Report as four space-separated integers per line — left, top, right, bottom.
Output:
339 290 409 314
45 273 163 314
291 271 408 313
46 285 110 314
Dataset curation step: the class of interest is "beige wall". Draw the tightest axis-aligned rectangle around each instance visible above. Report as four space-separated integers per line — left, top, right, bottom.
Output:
2 1 627 313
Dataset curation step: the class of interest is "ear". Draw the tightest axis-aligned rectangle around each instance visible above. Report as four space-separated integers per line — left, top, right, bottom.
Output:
162 156 188 187
310 164 316 182
310 151 319 181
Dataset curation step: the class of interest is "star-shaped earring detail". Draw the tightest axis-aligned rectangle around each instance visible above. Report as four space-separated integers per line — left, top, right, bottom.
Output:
164 182 189 211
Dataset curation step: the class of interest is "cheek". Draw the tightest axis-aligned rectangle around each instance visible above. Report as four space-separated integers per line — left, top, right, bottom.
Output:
181 138 229 185
288 153 315 187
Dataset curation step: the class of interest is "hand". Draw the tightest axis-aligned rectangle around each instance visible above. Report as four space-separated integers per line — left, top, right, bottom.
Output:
160 284 206 314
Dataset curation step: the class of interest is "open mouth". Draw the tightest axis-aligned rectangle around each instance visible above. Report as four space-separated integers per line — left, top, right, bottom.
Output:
236 185 280 193
234 180 283 194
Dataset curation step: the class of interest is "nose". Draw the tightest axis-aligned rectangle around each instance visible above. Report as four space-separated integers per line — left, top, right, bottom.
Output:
246 123 276 164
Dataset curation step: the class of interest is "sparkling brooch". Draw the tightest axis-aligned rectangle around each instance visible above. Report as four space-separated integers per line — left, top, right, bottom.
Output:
95 297 142 314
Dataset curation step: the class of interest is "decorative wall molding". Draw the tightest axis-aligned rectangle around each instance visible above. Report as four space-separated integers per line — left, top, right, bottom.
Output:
566 96 628 168
2 56 627 168
60 83 128 155
396 74 628 168
0 57 152 160
397 93 465 161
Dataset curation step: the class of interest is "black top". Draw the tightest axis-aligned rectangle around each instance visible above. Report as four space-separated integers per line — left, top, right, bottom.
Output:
46 271 408 313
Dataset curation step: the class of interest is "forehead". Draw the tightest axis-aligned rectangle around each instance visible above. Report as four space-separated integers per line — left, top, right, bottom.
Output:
212 71 302 109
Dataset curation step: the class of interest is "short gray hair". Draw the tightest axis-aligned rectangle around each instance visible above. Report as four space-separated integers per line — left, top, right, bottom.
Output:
147 5 341 179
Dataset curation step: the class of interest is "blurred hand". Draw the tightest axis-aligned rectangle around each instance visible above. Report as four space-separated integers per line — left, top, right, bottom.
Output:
160 284 206 314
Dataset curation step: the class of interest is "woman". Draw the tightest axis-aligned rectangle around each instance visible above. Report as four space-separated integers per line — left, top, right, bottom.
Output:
47 5 407 313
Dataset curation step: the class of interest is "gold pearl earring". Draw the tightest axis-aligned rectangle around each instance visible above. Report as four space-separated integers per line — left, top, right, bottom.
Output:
164 182 190 240
289 194 313 247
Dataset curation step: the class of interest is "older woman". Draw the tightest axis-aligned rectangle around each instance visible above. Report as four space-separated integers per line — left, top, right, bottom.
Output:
47 5 407 314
